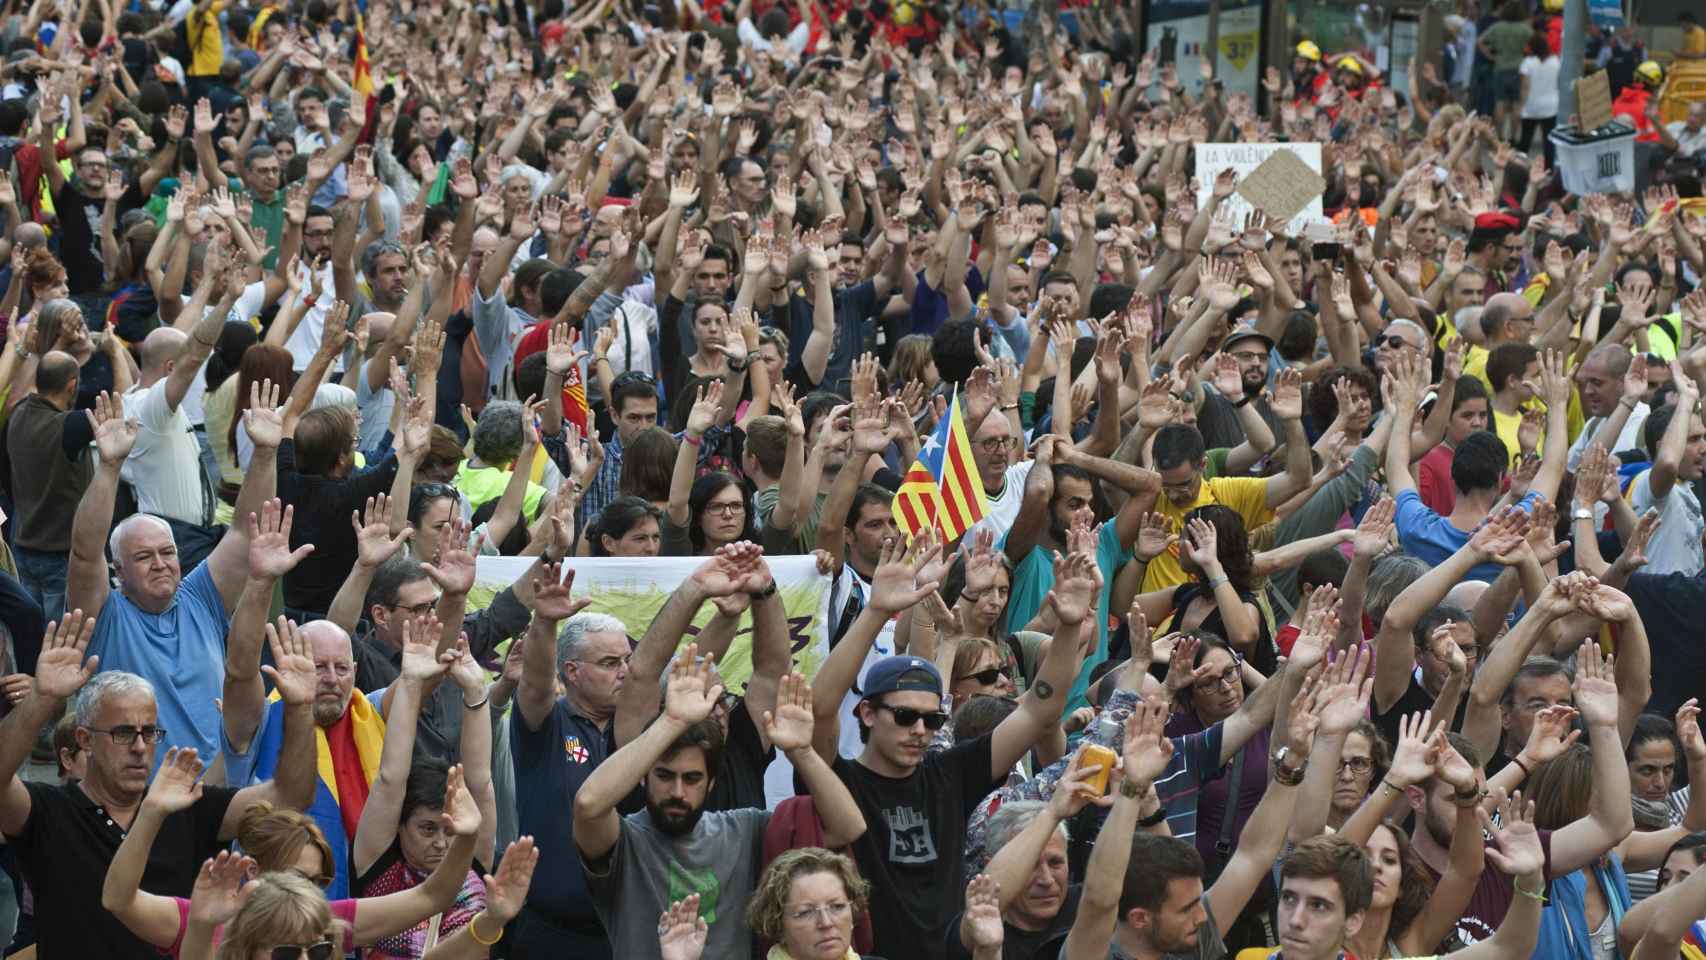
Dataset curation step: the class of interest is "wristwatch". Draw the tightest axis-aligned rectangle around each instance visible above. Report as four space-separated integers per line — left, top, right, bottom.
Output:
1571 507 1594 522
728 354 749 372
751 581 778 599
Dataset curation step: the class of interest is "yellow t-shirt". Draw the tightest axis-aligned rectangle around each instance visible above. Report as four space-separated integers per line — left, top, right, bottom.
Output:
1684 24 1706 57
1491 401 1547 467
1460 343 1493 395
1140 477 1274 592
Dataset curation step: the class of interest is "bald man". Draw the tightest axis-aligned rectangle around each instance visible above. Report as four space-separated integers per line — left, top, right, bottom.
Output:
222 507 384 899
1569 342 1650 470
5 351 93 623
1461 293 1536 393
120 274 240 529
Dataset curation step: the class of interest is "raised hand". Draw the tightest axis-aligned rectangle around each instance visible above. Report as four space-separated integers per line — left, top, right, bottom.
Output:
442 634 486 699
87 391 140 465
243 377 285 449
658 894 708 960
247 498 314 578
33 610 98 700
1520 704 1582 766
1046 549 1099 625
1315 644 1374 736
528 562 588 621
440 763 482 838
145 747 206 814
1353 496 1395 558
481 836 540 926
188 851 257 928
664 643 724 725
1181 516 1220 571
867 535 943 614
963 874 1005 952
1480 790 1545 879
1122 699 1176 786
1386 710 1436 787
261 617 319 708
1051 747 1117 816
1677 698 1706 764
351 495 412 568
1431 728 1479 793
421 518 477 596
400 617 449 684
1572 638 1619 728
761 672 815 753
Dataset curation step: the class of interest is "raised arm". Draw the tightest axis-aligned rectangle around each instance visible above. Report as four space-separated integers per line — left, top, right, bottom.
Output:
101 748 214 949
351 619 446 873
990 549 1092 777
67 393 135 618
1547 639 1636 877
1261 369 1313 507
222 497 314 754
515 564 590 732
0 614 98 840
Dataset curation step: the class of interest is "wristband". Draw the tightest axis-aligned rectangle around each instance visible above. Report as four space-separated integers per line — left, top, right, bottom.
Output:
1571 508 1594 522
1451 786 1486 808
463 693 490 711
1272 759 1307 786
1232 393 1253 408
1510 756 1532 780
1619 396 1638 409
751 581 778 599
1205 575 1230 589
683 432 703 447
1512 879 1547 903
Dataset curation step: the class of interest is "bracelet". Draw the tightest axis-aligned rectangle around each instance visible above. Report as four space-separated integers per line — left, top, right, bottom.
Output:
1512 879 1547 904
999 403 1019 411
1618 396 1638 409
750 581 778 599
959 588 984 602
463 693 490 711
1205 575 1230 589
1138 803 1170 827
1380 778 1406 794
467 911 503 945
1451 786 1486 808
683 432 703 447
1120 779 1143 800
1510 756 1532 780
594 355 611 366
1272 760 1307 786
1232 393 1253 408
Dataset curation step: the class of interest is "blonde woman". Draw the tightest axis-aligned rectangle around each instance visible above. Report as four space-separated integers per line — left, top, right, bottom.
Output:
179 860 348 960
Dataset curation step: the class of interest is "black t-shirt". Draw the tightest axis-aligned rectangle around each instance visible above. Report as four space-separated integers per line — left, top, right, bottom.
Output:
706 699 774 813
833 733 999 960
54 178 145 295
12 779 237 957
1373 675 1468 750
276 438 400 614
944 883 1079 960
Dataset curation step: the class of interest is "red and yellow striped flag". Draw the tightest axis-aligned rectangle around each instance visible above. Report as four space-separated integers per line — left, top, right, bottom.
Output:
893 389 987 541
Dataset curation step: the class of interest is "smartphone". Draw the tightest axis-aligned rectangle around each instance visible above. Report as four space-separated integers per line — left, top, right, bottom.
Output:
1312 242 1342 260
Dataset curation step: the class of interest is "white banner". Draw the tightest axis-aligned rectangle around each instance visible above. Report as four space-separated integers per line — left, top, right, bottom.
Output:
1194 141 1331 235
470 555 832 692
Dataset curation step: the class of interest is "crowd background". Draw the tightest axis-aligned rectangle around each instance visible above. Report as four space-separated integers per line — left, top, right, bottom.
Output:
0 0 1699 958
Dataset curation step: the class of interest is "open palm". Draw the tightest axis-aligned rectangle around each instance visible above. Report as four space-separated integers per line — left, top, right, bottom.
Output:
762 674 814 751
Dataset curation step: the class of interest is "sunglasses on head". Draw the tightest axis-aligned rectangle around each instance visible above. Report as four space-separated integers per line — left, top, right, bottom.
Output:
875 702 950 730
961 665 1013 687
269 941 337 960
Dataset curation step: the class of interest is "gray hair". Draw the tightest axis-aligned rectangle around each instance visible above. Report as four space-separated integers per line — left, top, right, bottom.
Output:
361 239 408 278
1365 553 1430 628
556 612 628 672
39 298 82 331
985 800 1069 859
1385 318 1432 354
108 514 175 569
73 671 157 727
1453 306 1483 338
472 401 525 465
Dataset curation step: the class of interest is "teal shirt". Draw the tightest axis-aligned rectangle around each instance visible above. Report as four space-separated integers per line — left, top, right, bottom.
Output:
229 176 285 269
998 520 1131 716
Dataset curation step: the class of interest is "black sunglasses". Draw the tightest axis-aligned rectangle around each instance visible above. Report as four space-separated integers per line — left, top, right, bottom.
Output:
876 702 950 730
961 665 1013 687
1375 334 1414 349
613 370 658 388
270 941 336 960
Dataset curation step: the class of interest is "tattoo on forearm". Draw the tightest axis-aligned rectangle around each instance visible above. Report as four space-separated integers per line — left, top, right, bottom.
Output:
1034 681 1055 700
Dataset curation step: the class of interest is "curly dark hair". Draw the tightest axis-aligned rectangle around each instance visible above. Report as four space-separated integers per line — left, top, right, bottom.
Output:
1183 504 1254 594
1306 365 1379 428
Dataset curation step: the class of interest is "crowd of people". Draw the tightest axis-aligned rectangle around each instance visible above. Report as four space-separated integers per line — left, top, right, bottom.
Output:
0 0 1702 958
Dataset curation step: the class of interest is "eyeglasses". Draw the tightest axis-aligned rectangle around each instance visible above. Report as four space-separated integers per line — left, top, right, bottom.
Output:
976 436 1016 453
390 599 438 617
1193 668 1241 692
960 665 1013 687
572 654 632 671
84 725 167 745
703 501 745 516
787 901 853 924
1229 350 1268 363
1338 756 1375 776
874 702 949 730
1375 334 1417 350
269 940 337 960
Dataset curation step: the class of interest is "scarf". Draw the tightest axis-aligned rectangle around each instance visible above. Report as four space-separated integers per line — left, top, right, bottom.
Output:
305 692 386 834
766 946 858 960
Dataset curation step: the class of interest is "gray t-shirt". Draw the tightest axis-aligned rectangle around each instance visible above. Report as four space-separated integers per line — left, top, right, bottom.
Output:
1629 468 1706 577
583 806 770 959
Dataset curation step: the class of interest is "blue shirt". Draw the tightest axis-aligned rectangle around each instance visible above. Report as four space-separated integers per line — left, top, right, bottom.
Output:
221 691 385 899
999 521 1132 716
87 563 228 763
1394 487 1535 582
511 697 616 931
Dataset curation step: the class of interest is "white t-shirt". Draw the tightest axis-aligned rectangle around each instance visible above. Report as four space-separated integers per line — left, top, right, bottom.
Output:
1520 56 1561 119
121 378 207 525
177 281 265 425
1629 468 1705 577
967 459 1036 544
1566 404 1650 471
354 356 394 453
263 260 340 373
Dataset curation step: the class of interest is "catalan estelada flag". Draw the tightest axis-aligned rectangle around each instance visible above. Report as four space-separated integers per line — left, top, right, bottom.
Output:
561 361 590 435
893 389 987 541
1682 920 1706 960
351 8 374 96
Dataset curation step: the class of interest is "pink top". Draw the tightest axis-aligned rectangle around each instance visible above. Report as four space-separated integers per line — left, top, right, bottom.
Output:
168 896 358 957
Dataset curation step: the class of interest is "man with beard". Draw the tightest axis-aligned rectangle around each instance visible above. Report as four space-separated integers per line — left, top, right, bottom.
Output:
1001 437 1161 713
1194 329 1281 452
220 499 380 899
1064 666 1318 960
574 646 864 959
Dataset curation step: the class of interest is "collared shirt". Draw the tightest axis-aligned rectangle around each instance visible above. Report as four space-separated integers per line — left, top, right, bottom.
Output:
512 696 618 931
548 432 625 531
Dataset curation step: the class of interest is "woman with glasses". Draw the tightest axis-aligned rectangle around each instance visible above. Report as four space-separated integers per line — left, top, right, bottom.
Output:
102 749 481 956
666 382 756 555
741 847 882 960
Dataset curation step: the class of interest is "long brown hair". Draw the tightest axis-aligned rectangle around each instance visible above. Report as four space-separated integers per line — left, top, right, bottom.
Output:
1529 743 1594 830
229 344 297 453
236 802 335 887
